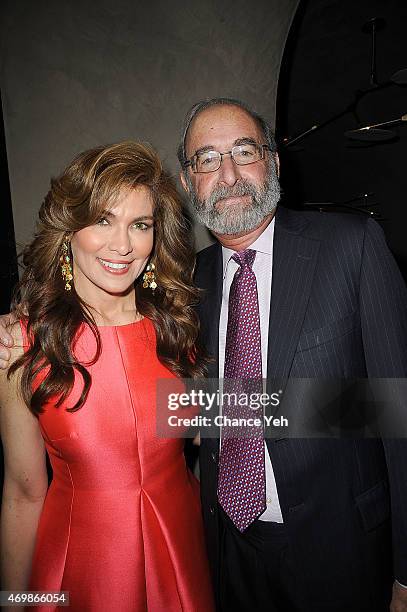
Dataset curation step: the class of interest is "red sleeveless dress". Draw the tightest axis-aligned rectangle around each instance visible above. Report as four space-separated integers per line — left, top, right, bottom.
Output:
22 318 214 611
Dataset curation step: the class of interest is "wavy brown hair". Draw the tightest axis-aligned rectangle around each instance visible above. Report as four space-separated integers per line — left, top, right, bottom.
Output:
9 141 207 415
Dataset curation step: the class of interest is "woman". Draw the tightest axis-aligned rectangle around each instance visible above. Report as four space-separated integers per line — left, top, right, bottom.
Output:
0 142 214 611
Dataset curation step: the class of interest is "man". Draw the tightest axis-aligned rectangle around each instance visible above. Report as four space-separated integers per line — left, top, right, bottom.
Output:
1 98 407 611
176 98 407 611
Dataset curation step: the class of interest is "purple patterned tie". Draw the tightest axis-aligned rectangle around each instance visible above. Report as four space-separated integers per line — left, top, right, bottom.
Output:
217 249 266 532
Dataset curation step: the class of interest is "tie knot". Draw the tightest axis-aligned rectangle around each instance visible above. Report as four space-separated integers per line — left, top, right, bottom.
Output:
232 249 256 269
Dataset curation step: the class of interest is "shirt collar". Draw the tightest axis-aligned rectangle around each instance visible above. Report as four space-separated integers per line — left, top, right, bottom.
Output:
221 216 275 279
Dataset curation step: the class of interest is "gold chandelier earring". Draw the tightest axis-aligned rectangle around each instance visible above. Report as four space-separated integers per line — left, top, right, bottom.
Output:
142 262 157 291
60 237 73 291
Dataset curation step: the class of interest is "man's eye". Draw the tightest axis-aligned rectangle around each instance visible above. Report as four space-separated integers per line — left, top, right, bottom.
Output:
240 148 255 156
200 152 218 164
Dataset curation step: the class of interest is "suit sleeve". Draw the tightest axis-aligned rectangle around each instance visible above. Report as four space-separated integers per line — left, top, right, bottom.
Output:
359 218 407 583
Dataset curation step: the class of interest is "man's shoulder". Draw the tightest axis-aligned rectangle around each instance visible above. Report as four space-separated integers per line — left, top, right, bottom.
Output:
195 241 221 276
196 241 220 260
278 206 370 239
276 208 381 248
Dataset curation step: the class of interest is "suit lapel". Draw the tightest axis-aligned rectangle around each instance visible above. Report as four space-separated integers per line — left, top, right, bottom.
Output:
195 243 223 454
195 242 223 379
267 207 321 379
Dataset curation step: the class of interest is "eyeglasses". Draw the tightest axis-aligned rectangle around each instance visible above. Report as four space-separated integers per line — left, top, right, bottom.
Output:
184 143 271 174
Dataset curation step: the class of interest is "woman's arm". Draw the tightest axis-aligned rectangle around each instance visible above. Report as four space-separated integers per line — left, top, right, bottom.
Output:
0 325 48 592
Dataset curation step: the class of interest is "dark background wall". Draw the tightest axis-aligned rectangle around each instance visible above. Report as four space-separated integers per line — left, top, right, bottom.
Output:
0 0 298 263
0 97 18 314
277 0 407 279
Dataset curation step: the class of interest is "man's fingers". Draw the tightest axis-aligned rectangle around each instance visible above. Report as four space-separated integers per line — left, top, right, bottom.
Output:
0 313 16 348
390 581 407 612
0 347 12 370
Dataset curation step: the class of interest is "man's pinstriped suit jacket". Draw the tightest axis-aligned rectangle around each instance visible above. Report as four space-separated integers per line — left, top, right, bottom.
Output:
195 205 407 611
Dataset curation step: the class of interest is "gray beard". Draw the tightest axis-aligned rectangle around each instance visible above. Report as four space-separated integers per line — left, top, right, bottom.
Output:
187 162 280 235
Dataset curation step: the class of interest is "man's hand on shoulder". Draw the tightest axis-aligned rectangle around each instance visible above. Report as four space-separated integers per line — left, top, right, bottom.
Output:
391 581 407 612
0 313 16 369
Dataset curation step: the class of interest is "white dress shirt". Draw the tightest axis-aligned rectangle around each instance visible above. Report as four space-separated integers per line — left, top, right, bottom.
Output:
219 217 283 523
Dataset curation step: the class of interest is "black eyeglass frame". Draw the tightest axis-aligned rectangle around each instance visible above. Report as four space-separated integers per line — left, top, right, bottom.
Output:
183 143 272 173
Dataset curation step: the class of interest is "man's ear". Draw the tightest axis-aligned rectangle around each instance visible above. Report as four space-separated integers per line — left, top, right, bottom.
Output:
274 153 280 178
180 171 190 194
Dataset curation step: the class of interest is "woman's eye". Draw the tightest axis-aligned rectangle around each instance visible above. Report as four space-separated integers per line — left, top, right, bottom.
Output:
96 217 109 225
133 222 151 231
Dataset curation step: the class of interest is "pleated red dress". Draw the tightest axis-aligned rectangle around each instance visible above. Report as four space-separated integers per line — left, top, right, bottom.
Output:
23 318 214 611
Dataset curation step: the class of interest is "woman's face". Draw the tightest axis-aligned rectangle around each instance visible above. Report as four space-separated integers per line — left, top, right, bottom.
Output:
70 186 154 301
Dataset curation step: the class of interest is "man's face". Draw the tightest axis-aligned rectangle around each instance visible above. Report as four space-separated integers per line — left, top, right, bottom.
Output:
180 104 280 235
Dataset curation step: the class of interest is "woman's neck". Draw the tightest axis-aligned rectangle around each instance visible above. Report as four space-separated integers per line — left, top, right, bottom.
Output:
77 288 139 327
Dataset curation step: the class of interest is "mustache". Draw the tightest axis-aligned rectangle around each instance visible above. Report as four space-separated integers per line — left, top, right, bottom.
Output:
202 180 260 209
